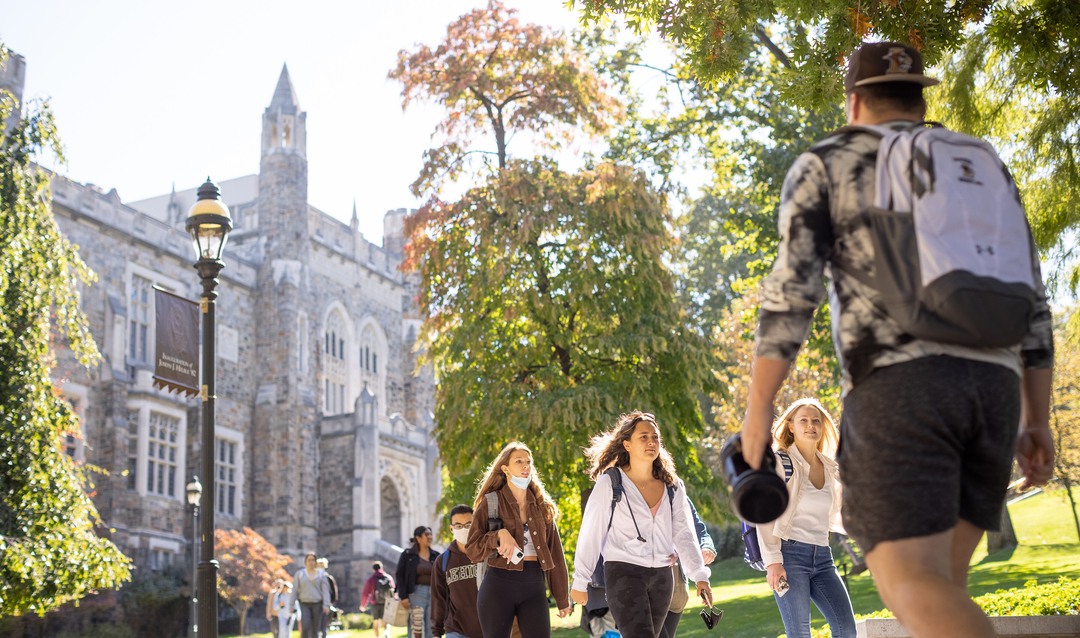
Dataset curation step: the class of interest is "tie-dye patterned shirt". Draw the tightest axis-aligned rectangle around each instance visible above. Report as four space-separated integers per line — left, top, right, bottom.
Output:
755 121 1054 393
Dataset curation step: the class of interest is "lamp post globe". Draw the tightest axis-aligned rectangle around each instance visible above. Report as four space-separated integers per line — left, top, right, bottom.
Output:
186 476 203 507
187 178 231 638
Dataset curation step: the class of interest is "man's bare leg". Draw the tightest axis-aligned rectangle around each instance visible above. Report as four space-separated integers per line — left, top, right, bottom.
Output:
951 519 986 588
865 526 995 638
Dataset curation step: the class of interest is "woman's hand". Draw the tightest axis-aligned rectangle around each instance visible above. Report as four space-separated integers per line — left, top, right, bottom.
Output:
766 563 787 591
696 581 713 608
496 529 518 560
401 598 411 610
702 549 716 565
558 606 573 618
570 588 588 606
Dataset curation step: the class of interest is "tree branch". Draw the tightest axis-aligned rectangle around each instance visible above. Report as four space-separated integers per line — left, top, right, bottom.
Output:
755 27 792 69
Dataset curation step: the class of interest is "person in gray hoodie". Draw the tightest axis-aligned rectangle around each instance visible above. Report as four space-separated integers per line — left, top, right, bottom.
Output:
290 552 331 638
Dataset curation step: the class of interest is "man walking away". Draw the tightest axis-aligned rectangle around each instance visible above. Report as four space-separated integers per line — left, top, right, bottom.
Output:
361 561 396 638
740 41 1056 638
432 504 484 638
317 557 339 638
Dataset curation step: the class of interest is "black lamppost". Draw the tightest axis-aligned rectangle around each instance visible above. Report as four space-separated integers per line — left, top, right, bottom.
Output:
186 476 202 638
186 178 232 638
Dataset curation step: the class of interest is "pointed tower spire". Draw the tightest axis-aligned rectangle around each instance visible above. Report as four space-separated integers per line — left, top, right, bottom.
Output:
262 63 307 158
269 63 301 114
351 199 358 224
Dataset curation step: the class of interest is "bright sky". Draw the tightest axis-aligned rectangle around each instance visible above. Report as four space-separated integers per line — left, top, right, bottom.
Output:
0 0 599 244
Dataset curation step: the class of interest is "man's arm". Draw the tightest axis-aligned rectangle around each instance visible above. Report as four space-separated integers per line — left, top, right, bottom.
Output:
1018 366 1055 489
741 358 793 469
742 152 832 467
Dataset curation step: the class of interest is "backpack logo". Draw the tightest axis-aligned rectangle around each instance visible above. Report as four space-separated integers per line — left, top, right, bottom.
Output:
883 47 913 74
955 157 982 185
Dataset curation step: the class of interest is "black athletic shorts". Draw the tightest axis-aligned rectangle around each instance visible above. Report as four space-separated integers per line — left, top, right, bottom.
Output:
838 355 1020 553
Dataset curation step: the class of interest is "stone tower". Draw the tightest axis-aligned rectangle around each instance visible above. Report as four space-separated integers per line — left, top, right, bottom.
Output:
251 64 318 556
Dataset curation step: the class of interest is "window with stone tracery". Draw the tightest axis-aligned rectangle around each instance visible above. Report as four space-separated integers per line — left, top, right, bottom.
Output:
147 412 178 498
323 310 348 415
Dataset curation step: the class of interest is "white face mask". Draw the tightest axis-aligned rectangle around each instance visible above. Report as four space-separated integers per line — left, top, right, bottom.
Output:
452 528 470 546
508 474 531 490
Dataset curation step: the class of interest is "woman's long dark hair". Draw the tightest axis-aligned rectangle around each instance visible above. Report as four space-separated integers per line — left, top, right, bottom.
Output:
584 411 678 485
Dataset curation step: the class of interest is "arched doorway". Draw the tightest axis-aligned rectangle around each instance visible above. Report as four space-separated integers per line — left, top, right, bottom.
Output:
380 475 402 548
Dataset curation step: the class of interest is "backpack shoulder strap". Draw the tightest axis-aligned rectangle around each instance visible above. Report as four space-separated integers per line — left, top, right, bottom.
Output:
603 468 623 532
666 482 677 514
441 549 450 573
485 492 499 520
776 450 794 483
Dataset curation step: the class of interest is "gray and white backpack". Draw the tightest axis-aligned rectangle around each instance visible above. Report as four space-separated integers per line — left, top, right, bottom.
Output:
838 122 1037 347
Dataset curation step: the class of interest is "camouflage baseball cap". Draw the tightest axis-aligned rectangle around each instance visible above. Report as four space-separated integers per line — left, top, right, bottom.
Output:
844 42 940 92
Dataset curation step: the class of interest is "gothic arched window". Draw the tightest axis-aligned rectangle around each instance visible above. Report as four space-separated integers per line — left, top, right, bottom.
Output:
323 310 348 415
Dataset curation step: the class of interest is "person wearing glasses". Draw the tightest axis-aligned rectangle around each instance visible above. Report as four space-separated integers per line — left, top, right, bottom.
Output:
466 442 572 638
432 504 484 638
570 412 714 638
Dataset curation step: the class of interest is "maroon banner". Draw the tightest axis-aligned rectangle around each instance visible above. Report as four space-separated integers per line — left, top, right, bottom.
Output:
153 286 200 397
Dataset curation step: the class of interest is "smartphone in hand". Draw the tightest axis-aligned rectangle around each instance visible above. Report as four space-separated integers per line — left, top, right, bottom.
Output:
775 575 790 598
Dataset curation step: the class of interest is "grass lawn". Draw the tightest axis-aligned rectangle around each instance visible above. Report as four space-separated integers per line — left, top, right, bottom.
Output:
226 490 1080 638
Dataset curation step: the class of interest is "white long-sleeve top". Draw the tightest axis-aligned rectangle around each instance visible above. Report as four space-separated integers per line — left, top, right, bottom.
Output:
571 469 710 593
755 445 845 567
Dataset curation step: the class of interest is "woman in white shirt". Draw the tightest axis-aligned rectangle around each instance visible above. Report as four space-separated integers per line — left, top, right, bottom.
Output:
756 398 856 638
570 412 713 638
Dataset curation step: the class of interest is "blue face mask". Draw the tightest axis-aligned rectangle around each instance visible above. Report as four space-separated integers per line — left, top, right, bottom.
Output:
508 474 531 490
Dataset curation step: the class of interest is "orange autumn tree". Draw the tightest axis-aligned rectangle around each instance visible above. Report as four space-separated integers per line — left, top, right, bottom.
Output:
216 527 293 636
388 0 622 196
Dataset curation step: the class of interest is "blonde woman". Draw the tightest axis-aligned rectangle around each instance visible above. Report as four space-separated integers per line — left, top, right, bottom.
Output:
465 442 571 638
756 398 855 638
570 412 713 638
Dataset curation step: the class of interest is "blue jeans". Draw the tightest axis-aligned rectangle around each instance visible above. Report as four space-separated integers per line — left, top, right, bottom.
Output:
773 540 857 638
445 633 469 638
409 584 432 638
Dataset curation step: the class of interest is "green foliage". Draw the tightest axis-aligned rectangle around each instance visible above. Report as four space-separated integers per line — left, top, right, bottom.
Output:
570 0 1061 111
406 158 723 518
977 577 1080 616
0 45 131 615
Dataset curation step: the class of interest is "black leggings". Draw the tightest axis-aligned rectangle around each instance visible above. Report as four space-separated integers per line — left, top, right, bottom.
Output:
477 562 551 638
604 561 674 638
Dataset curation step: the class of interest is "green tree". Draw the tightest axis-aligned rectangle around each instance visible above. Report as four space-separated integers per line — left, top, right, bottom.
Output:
392 4 723 525
571 0 1076 111
0 46 131 614
1049 313 1080 542
405 158 723 519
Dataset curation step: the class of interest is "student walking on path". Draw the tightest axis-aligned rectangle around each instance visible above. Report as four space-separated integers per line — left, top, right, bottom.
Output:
739 41 1057 638
570 412 713 638
755 398 856 638
432 504 484 638
397 526 440 638
290 553 331 638
466 442 572 638
266 580 295 638
361 562 395 638
316 558 338 638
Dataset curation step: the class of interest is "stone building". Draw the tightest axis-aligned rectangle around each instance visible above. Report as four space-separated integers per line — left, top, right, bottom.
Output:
41 63 440 609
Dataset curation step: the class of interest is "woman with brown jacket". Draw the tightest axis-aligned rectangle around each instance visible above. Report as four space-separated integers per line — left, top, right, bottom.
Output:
465 442 572 638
